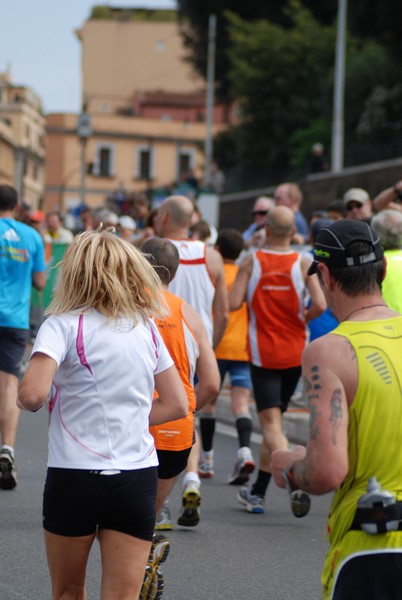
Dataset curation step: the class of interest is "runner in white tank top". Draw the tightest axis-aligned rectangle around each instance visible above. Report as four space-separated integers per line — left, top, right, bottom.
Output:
168 238 215 346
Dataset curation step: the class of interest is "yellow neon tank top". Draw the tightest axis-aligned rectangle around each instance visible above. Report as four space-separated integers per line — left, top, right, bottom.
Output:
321 316 402 599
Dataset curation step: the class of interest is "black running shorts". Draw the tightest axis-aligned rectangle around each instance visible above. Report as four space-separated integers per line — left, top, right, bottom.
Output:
332 552 402 599
43 466 158 540
157 447 192 479
250 364 301 413
0 327 29 376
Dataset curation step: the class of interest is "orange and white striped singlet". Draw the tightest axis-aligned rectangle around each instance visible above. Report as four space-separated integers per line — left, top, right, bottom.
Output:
247 249 308 369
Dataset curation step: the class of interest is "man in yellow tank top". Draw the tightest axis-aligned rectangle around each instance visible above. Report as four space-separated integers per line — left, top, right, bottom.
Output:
371 209 402 313
271 219 402 599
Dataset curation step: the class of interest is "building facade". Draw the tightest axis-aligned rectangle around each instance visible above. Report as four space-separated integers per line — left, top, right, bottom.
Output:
45 111 223 211
44 7 227 213
0 118 16 187
0 72 45 207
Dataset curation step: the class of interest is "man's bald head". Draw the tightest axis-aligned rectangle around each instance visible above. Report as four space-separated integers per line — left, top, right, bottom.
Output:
161 195 194 228
266 205 295 238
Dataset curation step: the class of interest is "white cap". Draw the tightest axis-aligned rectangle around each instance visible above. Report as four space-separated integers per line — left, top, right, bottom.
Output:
118 215 137 230
343 188 370 205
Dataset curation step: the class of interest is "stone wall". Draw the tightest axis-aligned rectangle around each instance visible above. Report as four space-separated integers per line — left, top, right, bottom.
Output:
219 157 402 230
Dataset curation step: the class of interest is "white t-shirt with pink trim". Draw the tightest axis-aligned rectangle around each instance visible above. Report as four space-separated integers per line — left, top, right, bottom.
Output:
32 310 173 470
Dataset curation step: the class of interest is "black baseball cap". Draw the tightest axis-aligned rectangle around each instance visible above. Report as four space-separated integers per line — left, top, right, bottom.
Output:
308 220 383 275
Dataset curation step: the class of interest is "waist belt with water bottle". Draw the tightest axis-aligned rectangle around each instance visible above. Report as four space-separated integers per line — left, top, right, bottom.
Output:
349 477 402 534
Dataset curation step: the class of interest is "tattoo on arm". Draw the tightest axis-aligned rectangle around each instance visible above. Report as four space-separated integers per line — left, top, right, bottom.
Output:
329 388 343 444
305 365 323 439
293 461 310 490
303 375 313 394
309 403 321 440
310 365 322 391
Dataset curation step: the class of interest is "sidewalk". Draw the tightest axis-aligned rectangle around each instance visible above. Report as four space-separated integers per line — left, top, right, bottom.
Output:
215 383 309 446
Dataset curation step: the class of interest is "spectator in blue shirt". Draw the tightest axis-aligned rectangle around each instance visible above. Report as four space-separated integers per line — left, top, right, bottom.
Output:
0 185 46 489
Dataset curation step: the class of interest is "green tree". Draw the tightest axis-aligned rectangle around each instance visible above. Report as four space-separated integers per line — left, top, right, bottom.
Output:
226 2 335 173
178 0 402 179
177 1 295 101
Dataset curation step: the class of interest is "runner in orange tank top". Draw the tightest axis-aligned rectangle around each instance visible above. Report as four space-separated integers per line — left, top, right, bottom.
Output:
229 206 326 514
142 238 220 529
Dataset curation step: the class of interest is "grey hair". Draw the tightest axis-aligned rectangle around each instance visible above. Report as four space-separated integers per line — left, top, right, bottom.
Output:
371 209 402 250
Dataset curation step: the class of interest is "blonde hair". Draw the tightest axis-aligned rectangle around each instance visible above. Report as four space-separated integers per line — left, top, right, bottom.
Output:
46 229 169 323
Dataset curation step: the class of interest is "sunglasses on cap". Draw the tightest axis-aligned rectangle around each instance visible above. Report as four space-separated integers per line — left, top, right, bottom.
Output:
252 210 269 217
346 201 363 210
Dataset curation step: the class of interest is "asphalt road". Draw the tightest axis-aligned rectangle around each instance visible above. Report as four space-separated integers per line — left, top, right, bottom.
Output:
0 412 332 600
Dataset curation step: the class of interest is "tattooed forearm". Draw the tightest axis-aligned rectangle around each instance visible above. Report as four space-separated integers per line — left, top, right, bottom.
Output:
329 388 343 444
293 461 311 490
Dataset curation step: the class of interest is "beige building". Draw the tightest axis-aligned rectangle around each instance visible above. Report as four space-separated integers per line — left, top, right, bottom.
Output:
77 13 204 116
0 72 45 207
44 7 227 213
45 111 223 211
0 118 16 187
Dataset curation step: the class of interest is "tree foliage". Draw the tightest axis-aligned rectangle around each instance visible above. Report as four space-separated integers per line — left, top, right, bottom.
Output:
226 2 335 172
177 0 294 100
178 0 402 181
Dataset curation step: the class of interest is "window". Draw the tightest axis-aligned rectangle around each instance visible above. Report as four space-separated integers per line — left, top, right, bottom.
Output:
177 148 195 179
135 145 154 180
100 148 111 176
94 143 115 177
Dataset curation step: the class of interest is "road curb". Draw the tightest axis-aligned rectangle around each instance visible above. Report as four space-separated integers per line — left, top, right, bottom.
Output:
215 387 309 447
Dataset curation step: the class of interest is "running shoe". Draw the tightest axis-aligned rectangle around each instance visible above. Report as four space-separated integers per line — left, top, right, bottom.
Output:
282 470 311 518
177 481 201 526
0 448 17 490
289 490 311 518
228 446 256 485
155 502 173 531
237 486 265 514
198 451 214 478
139 533 170 600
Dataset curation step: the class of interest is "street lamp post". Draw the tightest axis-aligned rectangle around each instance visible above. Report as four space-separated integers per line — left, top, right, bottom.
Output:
331 0 347 173
77 112 92 207
58 164 83 212
204 14 217 187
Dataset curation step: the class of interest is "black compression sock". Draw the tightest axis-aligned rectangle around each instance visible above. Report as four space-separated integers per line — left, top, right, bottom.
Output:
199 415 216 452
235 416 252 448
251 470 272 497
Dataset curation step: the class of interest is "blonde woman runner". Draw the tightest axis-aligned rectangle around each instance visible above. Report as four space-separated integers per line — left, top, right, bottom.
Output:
17 229 187 600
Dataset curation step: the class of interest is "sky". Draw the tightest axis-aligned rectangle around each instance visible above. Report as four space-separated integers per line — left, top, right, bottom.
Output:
1 0 177 114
